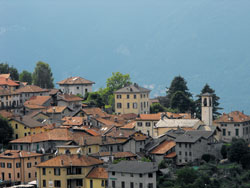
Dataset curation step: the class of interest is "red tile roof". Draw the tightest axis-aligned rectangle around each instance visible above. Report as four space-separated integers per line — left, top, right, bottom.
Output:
62 117 85 126
150 140 176 155
164 152 176 158
58 94 83 102
0 77 19 86
57 76 95 85
24 96 51 106
46 106 68 114
82 107 110 118
121 121 136 129
0 150 42 158
86 167 108 179
215 111 250 123
0 74 11 79
15 85 48 93
36 154 103 167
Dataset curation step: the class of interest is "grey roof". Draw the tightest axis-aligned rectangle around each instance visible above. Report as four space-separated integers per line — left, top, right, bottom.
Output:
108 160 158 173
11 115 45 128
202 92 213 97
175 130 214 143
114 84 151 93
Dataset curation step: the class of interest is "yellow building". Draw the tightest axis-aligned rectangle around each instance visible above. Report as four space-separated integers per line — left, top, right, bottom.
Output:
36 154 103 188
10 115 47 139
85 167 108 188
0 150 43 184
114 83 151 115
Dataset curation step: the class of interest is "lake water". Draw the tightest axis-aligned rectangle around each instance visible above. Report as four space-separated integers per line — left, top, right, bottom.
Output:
1 0 250 113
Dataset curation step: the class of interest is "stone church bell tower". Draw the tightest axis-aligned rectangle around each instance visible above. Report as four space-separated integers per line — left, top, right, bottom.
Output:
201 93 213 126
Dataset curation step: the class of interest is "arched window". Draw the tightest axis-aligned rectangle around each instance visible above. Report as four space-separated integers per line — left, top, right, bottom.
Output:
203 98 207 106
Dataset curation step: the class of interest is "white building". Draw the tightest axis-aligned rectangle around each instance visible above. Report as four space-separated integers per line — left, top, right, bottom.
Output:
57 76 95 96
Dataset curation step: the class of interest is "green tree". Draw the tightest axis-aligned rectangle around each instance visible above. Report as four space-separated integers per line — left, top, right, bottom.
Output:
170 91 195 113
19 70 32 85
150 103 166 113
195 84 222 119
106 72 132 94
221 144 230 159
84 92 105 108
167 76 192 99
32 61 54 89
0 116 13 147
0 62 19 80
228 138 249 163
176 167 198 185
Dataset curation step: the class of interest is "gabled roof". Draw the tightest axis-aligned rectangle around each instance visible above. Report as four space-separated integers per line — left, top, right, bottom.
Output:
36 154 103 167
0 77 19 86
82 107 110 118
86 167 108 179
114 84 151 93
121 121 136 129
0 150 42 159
57 76 95 85
10 128 74 143
62 117 85 126
215 111 250 123
15 85 48 93
10 115 45 128
175 130 214 143
150 140 176 155
105 127 135 139
0 74 11 79
24 96 51 106
58 94 83 102
108 161 158 173
46 106 69 114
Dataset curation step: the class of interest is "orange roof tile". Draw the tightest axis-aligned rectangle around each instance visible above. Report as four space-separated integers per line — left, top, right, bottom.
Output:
215 111 250 123
47 106 68 114
86 167 108 179
0 110 14 119
137 113 161 121
0 150 42 158
15 85 48 93
113 151 136 158
164 152 176 158
0 77 19 86
150 140 176 155
36 154 103 167
62 117 85 126
121 121 136 129
82 107 110 118
105 128 135 138
57 76 95 85
0 74 11 79
24 96 51 106
58 94 83 102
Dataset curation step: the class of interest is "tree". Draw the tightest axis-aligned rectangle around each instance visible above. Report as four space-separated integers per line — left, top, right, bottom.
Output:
167 76 192 99
170 91 195 113
0 62 19 80
150 103 166 113
0 116 13 147
176 167 198 185
33 61 54 89
221 144 229 159
84 92 105 108
228 138 249 163
19 70 32 85
195 84 222 119
106 72 132 94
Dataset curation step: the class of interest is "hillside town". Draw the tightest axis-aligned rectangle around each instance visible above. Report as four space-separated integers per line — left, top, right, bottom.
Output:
0 71 249 188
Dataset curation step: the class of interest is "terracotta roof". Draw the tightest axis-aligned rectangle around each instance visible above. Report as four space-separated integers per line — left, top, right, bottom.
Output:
15 85 48 93
62 117 85 126
71 126 100 136
36 154 103 167
24 104 46 110
58 94 83 102
46 106 68 114
0 77 19 86
150 140 176 155
121 121 136 129
113 151 136 158
24 96 51 106
10 128 75 143
133 135 148 141
0 150 42 159
0 110 14 119
82 108 110 118
0 74 11 79
57 76 95 85
120 113 138 120
215 111 250 123
48 89 59 95
95 117 122 127
105 128 135 138
165 152 177 158
137 113 161 121
86 167 108 179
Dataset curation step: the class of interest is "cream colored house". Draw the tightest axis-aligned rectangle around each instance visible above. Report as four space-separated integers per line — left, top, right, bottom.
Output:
114 83 151 115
